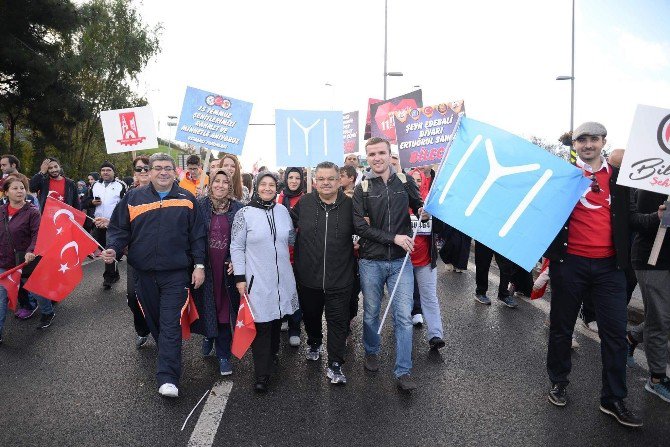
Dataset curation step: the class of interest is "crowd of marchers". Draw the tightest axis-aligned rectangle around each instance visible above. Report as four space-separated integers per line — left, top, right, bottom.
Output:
1 121 668 430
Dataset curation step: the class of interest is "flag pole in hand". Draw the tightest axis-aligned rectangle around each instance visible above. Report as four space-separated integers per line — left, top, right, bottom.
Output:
376 112 464 335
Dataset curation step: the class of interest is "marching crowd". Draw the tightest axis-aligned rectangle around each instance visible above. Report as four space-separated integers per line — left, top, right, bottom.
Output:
1 121 669 430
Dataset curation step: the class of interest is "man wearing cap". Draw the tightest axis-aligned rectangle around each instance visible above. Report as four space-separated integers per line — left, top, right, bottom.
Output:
83 161 127 289
544 122 642 427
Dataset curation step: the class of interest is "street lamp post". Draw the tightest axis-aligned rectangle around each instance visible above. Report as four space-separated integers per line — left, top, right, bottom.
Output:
383 0 403 99
556 0 575 134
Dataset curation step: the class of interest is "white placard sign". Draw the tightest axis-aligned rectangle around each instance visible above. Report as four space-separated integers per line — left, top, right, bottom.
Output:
411 215 432 235
100 105 158 154
618 104 670 194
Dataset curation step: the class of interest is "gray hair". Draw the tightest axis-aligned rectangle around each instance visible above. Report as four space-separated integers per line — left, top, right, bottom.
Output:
315 161 339 172
149 152 176 169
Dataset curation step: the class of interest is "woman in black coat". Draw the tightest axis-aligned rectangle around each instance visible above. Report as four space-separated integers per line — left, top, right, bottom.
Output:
192 169 243 376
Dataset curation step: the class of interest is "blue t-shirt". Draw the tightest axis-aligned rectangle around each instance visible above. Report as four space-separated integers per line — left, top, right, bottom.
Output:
157 191 169 200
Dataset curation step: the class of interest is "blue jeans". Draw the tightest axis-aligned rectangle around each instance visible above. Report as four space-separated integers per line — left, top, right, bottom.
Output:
0 268 53 336
359 258 414 378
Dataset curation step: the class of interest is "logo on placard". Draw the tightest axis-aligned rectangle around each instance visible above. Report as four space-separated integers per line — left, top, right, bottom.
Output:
116 112 146 146
205 95 231 109
658 114 670 155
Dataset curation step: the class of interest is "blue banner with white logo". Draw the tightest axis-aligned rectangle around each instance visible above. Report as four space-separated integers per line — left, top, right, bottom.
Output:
175 86 253 154
425 117 591 271
275 110 344 166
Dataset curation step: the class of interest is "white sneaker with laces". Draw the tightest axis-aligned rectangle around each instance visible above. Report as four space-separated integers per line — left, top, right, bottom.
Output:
412 314 424 326
158 383 179 398
280 321 289 332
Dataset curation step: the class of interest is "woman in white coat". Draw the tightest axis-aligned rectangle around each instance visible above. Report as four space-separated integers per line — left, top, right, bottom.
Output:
230 171 298 393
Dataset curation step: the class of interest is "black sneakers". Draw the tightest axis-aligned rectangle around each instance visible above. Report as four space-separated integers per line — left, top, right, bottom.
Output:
254 376 269 394
548 383 567 407
364 354 379 372
37 313 55 329
599 400 643 428
429 337 446 350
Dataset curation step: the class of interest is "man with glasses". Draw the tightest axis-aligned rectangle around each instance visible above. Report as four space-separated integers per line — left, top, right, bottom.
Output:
179 154 208 196
84 161 126 289
544 122 642 427
101 153 206 398
291 161 356 385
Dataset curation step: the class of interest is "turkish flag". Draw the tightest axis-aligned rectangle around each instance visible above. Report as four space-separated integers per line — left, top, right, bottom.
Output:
23 217 98 301
231 293 256 359
0 263 26 311
180 289 200 340
34 197 88 255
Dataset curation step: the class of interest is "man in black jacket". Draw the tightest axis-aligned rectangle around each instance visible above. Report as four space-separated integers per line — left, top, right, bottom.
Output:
352 137 423 391
629 188 669 403
544 122 642 427
101 153 206 398
29 157 80 210
291 161 355 385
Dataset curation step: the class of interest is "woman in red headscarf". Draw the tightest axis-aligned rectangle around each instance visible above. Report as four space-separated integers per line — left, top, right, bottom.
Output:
408 168 445 350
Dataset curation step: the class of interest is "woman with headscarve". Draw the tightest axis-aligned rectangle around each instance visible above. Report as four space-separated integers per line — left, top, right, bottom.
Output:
276 167 305 347
407 168 445 350
230 171 298 393
193 169 243 376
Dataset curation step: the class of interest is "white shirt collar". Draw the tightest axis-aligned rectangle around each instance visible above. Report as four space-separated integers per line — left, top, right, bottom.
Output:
575 156 610 174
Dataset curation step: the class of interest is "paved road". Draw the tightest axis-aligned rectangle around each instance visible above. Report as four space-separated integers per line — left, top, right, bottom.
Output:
1 259 669 446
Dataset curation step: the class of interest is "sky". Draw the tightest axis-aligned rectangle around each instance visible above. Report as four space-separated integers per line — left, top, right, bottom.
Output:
134 0 670 170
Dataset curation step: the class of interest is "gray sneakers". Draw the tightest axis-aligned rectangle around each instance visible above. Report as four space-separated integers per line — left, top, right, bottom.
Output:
396 374 417 391
326 362 347 385
306 344 321 361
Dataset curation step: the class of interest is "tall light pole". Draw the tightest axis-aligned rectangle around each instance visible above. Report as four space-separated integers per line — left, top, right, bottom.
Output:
383 0 403 99
556 0 575 134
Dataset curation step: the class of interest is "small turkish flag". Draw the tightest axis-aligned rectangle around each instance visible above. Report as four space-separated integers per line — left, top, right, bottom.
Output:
231 293 256 359
24 217 98 301
180 289 200 340
34 197 88 255
0 263 25 311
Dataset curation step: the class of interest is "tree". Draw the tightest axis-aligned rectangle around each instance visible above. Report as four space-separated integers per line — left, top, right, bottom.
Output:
0 0 81 162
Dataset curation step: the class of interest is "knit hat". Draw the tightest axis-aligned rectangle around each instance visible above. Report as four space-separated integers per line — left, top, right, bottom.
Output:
100 161 116 173
572 122 607 141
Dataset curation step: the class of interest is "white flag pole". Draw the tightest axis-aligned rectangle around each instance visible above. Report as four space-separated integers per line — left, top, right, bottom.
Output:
377 112 464 335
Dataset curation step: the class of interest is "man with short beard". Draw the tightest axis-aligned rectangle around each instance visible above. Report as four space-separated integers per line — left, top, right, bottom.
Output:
29 157 80 210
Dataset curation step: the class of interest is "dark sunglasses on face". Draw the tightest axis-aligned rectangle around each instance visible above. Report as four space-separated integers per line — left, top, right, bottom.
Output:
134 166 149 173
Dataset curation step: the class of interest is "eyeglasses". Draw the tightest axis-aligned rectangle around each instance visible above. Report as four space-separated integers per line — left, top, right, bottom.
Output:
315 177 338 183
151 166 174 172
134 166 149 173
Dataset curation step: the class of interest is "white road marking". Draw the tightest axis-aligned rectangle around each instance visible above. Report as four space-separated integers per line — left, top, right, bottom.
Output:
187 381 233 447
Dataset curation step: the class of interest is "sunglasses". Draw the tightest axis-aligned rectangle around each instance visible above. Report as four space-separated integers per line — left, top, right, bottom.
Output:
589 173 600 193
134 166 149 173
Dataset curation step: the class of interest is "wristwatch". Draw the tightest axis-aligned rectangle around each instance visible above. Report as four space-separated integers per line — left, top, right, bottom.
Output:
194 264 205 269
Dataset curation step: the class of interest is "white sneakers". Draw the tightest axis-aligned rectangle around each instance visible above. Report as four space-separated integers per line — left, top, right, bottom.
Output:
412 314 424 326
584 320 599 333
158 383 179 398
289 335 300 347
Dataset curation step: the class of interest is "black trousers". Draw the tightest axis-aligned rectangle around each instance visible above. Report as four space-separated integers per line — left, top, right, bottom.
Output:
126 265 150 337
349 263 361 324
474 241 513 297
299 285 351 365
134 269 189 387
251 319 281 379
582 264 637 323
547 254 628 405
94 227 119 283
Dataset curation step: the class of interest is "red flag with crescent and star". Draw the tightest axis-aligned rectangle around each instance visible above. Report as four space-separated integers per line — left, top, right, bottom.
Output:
231 293 256 359
180 288 200 340
0 263 26 311
23 216 98 301
34 197 88 255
